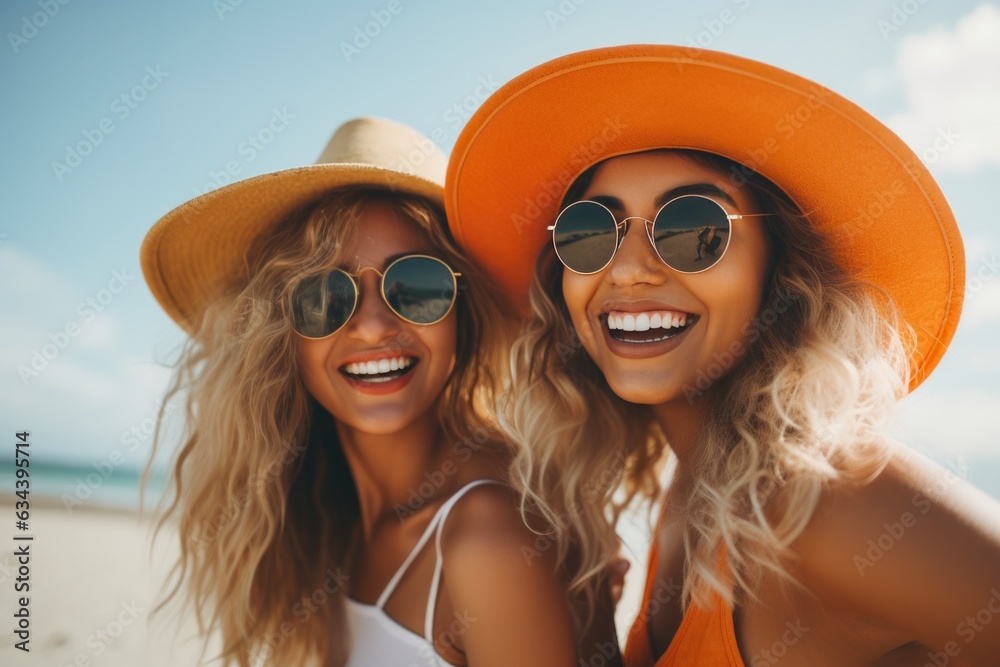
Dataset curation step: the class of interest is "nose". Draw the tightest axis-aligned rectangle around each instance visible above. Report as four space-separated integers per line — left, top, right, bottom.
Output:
342 271 402 344
606 218 666 288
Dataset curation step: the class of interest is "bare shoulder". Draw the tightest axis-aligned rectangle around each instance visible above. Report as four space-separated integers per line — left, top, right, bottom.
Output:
786 442 1000 662
791 442 1000 572
439 481 543 566
437 480 578 666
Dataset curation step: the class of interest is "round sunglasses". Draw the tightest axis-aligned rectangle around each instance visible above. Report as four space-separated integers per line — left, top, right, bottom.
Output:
547 194 770 274
289 254 461 339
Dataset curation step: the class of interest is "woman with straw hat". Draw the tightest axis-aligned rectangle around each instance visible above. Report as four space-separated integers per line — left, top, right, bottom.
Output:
140 117 601 666
446 45 1000 666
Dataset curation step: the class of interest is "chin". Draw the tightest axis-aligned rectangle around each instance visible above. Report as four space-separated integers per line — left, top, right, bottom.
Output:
603 370 683 406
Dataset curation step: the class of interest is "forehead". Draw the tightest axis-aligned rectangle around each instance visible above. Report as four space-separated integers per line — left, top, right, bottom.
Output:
582 151 743 203
347 201 434 267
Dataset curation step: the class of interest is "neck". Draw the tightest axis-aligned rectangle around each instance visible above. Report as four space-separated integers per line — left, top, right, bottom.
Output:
337 409 455 542
651 395 709 487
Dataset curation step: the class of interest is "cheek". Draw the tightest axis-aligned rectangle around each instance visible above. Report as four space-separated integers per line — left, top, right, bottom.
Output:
296 339 333 398
697 228 771 353
561 271 600 350
421 313 458 377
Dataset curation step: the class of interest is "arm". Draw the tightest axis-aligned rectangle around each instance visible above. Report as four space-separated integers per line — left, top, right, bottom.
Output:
439 483 582 667
792 443 1000 665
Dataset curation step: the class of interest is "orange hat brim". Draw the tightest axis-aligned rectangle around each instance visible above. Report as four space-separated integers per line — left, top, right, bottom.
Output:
445 45 965 392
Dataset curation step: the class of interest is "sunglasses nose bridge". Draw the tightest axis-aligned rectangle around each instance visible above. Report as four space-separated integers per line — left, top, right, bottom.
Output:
605 217 667 281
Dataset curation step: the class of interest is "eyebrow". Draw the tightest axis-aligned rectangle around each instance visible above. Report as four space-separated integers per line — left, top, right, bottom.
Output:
587 182 739 212
342 251 428 273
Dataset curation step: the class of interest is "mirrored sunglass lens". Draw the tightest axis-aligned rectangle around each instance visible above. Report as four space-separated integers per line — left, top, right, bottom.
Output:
383 257 456 324
290 270 356 337
652 197 731 272
552 202 619 273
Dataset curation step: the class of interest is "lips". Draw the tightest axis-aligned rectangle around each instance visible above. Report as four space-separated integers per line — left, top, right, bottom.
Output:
338 354 419 393
601 308 697 345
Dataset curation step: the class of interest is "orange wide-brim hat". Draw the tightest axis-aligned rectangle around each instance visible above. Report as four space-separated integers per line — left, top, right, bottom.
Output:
445 44 965 393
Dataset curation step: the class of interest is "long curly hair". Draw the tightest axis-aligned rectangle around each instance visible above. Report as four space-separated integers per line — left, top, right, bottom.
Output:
500 149 914 615
144 187 512 666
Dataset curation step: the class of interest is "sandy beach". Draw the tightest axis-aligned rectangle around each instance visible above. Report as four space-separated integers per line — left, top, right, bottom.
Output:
0 496 215 667
0 495 650 666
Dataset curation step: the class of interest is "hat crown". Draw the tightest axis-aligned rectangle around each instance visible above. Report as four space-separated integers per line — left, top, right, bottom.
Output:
316 116 447 185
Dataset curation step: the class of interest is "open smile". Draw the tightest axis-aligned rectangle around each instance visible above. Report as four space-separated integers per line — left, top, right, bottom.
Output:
338 355 420 394
598 308 699 359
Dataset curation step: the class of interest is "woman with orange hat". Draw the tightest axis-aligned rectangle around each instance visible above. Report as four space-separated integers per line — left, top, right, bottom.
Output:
140 117 606 666
447 46 1000 666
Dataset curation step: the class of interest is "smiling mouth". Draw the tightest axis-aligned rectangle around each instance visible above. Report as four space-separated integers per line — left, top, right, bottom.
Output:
602 310 698 344
338 356 419 383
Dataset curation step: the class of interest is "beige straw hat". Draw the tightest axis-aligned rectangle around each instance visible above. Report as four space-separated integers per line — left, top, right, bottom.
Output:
141 116 447 334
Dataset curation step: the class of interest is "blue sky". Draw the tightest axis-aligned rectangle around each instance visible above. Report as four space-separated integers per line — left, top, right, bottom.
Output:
2 0 999 500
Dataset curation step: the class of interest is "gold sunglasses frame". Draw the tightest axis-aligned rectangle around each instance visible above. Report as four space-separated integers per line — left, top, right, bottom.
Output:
547 193 771 275
290 253 462 340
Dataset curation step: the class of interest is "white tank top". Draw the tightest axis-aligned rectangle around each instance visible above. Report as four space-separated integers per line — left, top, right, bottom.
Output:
344 479 506 667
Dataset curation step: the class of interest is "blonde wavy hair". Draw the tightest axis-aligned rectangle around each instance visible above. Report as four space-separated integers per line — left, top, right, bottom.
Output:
145 187 511 666
501 148 914 615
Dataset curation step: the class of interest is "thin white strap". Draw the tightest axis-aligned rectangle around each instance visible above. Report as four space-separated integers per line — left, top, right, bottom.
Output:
423 479 507 643
375 504 447 609
375 479 504 609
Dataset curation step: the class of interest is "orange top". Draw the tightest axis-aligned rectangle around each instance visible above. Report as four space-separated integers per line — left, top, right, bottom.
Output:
623 532 745 667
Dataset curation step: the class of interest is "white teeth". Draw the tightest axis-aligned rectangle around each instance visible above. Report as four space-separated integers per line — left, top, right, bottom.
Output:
344 356 415 376
606 310 692 331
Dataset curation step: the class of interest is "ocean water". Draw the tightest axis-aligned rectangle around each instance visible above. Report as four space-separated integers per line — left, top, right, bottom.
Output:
0 456 167 512
2 454 998 514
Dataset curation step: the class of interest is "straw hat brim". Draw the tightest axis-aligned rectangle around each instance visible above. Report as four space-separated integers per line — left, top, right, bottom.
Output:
141 164 443 335
445 45 965 392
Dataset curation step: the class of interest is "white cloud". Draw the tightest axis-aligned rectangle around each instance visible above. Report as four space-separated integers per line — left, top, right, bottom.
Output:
885 3 1000 172
894 389 1000 457
965 279 1000 324
0 246 176 464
